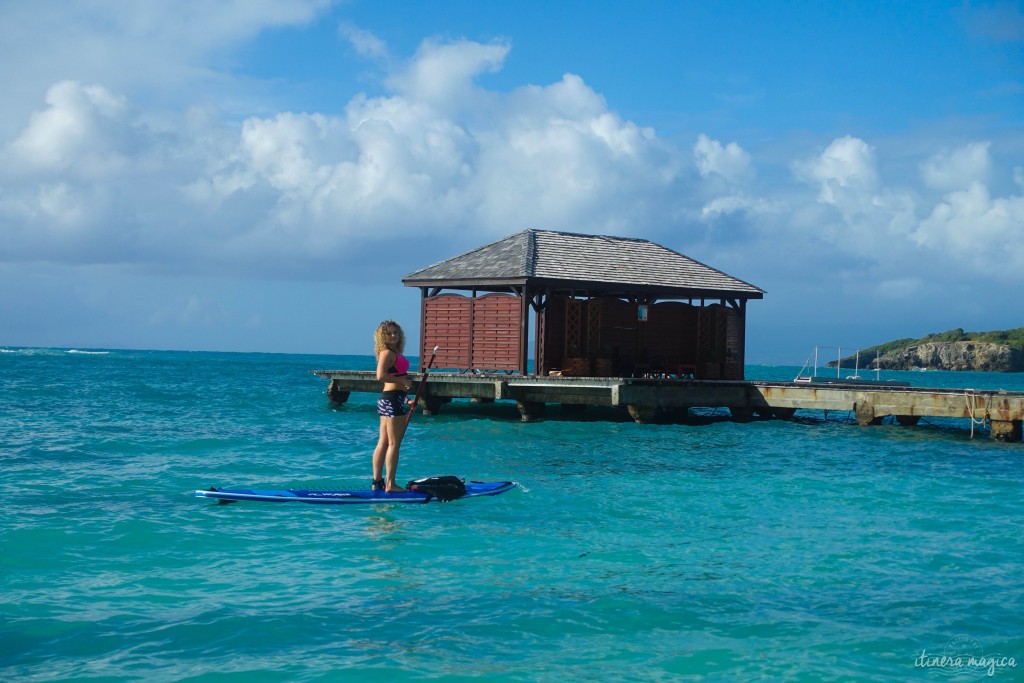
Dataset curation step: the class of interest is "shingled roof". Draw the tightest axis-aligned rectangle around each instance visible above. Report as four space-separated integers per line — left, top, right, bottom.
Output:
403 230 764 299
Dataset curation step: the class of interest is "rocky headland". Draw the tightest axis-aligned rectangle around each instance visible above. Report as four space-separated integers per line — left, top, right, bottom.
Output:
829 329 1024 372
871 341 1023 372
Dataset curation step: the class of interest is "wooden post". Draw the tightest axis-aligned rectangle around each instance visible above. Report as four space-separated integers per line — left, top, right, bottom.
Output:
516 400 546 422
990 419 1022 442
419 287 428 371
730 406 754 422
327 380 350 406
518 286 529 375
627 404 659 423
854 401 884 426
421 395 446 416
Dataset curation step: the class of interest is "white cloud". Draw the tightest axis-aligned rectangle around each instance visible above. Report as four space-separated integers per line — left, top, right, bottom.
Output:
793 135 878 205
7 80 142 189
0 35 690 272
693 132 1024 289
693 134 753 184
386 38 510 110
186 49 683 252
36 183 86 229
1 18 1022 302
779 135 925 262
921 141 992 191
914 180 1024 273
338 22 390 60
699 194 777 220
0 1 334 137
239 113 340 193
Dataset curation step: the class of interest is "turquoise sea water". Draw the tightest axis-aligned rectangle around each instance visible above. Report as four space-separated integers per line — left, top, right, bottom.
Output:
2 348 1023 681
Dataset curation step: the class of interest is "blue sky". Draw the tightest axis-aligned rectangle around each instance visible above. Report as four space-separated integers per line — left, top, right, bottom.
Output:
1 0 1022 363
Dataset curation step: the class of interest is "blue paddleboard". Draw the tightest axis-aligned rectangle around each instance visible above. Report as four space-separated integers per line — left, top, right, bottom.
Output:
195 480 516 505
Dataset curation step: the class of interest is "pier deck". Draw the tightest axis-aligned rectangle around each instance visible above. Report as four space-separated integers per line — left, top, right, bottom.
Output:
311 370 1024 442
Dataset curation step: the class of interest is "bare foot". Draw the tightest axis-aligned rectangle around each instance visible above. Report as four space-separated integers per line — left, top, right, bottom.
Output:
385 484 406 493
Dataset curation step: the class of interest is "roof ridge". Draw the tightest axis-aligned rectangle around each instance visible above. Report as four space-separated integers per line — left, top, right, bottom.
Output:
524 229 537 276
531 228 653 245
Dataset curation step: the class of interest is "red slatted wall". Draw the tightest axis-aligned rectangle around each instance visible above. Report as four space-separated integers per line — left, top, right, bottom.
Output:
423 294 472 369
422 293 520 372
471 294 520 371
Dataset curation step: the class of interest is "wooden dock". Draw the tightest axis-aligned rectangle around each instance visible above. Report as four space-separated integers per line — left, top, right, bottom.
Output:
312 371 1024 442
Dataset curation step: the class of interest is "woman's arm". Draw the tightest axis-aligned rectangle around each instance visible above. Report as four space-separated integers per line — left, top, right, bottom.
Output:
375 349 396 382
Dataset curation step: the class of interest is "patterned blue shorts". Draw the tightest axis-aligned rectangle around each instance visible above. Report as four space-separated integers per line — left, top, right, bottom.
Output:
377 392 408 417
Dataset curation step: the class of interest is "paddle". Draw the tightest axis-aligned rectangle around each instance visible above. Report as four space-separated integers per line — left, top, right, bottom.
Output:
405 345 440 425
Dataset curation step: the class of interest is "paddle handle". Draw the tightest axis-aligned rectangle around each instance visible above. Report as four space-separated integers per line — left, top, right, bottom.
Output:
405 345 440 426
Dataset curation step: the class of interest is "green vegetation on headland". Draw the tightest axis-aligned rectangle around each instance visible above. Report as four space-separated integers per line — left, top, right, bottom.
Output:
832 328 1024 372
917 327 1024 348
863 328 1024 354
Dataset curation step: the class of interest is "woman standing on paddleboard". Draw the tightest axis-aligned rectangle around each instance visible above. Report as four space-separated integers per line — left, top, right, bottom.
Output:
372 320 413 492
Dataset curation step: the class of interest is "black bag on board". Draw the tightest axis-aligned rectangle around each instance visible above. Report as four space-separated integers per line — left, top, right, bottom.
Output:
405 476 467 503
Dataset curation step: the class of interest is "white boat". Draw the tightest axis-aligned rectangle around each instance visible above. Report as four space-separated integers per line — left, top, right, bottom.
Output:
794 346 910 387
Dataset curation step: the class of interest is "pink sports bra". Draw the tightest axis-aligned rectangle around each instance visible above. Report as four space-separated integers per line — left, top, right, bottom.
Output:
388 352 410 377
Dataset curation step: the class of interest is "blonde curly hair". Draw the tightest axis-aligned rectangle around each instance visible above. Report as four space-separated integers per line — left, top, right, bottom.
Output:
373 320 406 355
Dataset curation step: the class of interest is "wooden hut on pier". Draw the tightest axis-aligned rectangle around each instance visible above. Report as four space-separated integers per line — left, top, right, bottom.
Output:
402 230 764 380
